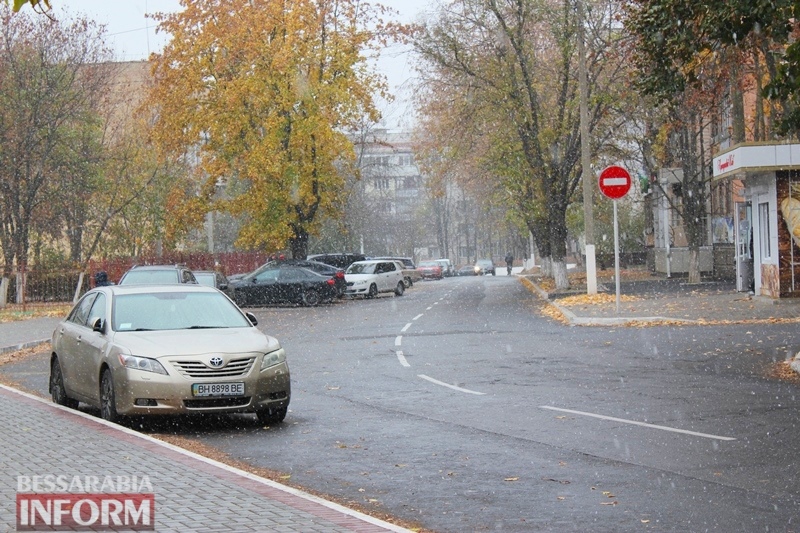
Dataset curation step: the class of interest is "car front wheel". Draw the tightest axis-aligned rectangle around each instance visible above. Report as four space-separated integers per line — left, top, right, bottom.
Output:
395 281 405 296
100 368 119 423
50 357 78 409
367 284 378 298
256 405 288 424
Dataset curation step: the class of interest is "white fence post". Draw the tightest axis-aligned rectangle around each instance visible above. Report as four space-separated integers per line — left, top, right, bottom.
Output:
73 272 85 304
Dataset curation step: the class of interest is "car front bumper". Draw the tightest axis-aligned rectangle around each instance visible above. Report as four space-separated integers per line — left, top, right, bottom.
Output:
113 361 291 416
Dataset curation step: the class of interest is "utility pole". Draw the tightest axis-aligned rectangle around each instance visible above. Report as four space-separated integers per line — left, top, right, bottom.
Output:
578 0 597 295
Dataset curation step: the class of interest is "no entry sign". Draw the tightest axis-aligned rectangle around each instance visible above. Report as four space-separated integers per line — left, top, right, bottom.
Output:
598 165 631 200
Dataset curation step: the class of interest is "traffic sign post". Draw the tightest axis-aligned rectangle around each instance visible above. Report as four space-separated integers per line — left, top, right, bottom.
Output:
598 166 632 313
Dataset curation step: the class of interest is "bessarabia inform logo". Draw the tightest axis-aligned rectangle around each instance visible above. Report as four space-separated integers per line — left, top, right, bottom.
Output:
16 475 155 531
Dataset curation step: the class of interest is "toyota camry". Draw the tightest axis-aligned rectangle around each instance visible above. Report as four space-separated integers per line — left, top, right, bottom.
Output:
49 284 291 425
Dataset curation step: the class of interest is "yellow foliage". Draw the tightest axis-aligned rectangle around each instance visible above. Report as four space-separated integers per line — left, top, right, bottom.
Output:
147 0 404 250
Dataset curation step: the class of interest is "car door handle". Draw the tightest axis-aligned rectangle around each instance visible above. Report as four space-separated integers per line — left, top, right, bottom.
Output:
76 335 82 344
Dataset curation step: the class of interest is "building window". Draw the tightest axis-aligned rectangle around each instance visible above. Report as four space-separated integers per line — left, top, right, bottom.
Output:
758 202 771 260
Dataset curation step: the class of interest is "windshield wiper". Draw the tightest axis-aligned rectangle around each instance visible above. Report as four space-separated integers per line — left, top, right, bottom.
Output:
187 325 219 329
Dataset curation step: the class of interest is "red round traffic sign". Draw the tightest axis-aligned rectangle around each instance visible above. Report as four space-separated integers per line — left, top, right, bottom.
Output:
598 165 631 200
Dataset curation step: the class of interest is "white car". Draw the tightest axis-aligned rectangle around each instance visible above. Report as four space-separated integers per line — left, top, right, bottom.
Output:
344 260 406 298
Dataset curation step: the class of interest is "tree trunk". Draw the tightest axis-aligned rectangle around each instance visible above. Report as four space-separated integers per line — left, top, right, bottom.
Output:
687 248 701 284
290 227 309 259
540 256 552 277
552 260 569 289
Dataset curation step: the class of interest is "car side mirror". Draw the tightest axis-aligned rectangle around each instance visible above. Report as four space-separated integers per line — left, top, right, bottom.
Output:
91 317 105 333
245 312 258 326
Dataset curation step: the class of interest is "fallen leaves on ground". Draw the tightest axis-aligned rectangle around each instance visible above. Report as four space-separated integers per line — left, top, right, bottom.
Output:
540 304 569 324
0 304 70 323
556 293 639 307
766 361 800 384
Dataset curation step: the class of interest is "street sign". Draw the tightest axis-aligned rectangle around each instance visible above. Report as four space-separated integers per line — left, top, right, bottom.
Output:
598 165 631 200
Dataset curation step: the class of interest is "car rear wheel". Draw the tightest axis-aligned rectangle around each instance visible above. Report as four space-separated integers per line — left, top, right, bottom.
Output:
367 283 378 298
50 357 78 409
404 276 413 288
395 281 405 296
301 289 320 307
100 368 119 423
256 405 288 424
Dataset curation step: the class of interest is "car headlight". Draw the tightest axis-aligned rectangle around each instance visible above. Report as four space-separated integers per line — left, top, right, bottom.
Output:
118 354 168 375
261 348 286 370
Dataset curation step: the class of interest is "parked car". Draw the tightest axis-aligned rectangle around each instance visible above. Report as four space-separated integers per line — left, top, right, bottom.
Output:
417 261 444 280
306 253 367 270
344 259 406 298
193 270 234 299
374 256 422 287
457 264 478 276
118 264 198 285
266 259 347 297
49 284 291 424
475 259 496 276
434 259 455 277
228 263 338 307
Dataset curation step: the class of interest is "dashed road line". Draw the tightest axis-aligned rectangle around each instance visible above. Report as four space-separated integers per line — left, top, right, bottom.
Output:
412 314 423 321
395 336 402 347
401 323 412 332
396 351 410 367
418 375 486 395
539 406 736 441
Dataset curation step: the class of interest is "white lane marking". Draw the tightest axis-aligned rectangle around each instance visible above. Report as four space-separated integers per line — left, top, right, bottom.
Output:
418 374 486 395
395 336 402 347
540 406 736 441
433 301 439 305
413 314 423 321
396 351 410 367
401 323 412 332
426 306 433 310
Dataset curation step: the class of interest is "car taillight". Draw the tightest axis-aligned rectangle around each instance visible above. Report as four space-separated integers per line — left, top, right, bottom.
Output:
335 271 344 279
327 279 335 285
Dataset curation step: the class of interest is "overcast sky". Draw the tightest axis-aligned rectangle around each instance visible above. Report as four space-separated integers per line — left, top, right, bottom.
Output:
50 0 433 130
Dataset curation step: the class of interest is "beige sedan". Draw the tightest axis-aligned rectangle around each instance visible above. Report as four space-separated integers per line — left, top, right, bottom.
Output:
49 284 290 424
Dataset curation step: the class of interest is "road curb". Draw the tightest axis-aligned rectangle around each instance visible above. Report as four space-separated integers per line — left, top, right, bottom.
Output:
518 276 698 327
0 338 48 355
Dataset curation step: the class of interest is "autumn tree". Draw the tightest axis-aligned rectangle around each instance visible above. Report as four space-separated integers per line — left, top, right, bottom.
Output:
624 0 792 282
0 7 113 272
414 0 631 288
148 0 403 259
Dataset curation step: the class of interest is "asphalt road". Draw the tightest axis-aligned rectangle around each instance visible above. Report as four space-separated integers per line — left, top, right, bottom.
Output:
4 275 800 531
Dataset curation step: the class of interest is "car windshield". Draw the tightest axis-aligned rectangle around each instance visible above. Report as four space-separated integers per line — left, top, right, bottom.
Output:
194 272 216 287
120 270 179 285
477 260 492 266
113 292 250 331
346 263 375 274
419 261 438 267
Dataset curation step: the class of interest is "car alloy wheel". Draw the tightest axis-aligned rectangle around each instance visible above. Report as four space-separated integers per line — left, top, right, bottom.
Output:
301 289 320 307
50 358 78 409
100 368 119 423
367 284 378 298
395 281 405 296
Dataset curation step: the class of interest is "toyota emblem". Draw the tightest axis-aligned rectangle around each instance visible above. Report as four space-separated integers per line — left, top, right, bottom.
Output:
208 356 224 368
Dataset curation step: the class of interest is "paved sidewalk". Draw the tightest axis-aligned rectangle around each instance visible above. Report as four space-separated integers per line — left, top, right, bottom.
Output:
520 275 800 326
0 385 412 532
0 316 60 354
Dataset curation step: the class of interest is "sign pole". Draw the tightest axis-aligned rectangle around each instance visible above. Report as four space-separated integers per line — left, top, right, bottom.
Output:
613 199 621 313
597 165 632 314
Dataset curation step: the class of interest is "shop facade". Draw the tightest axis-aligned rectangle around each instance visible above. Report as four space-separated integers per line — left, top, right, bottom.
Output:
713 143 800 298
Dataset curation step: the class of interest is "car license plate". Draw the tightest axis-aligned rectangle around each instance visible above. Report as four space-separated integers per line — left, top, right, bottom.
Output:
192 382 245 397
